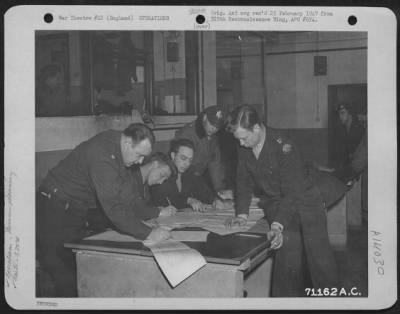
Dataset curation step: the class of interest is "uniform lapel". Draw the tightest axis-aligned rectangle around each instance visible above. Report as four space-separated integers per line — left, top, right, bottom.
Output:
256 128 272 171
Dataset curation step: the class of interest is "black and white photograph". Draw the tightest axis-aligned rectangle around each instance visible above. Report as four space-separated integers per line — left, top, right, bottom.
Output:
4 5 397 310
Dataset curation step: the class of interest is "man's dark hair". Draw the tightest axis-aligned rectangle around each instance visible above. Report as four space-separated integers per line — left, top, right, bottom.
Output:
226 104 261 132
147 152 177 177
170 138 195 154
123 123 155 146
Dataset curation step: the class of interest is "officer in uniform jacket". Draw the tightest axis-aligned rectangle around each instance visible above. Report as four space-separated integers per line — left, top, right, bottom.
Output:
36 124 174 297
174 105 226 194
150 167 216 210
225 105 339 297
334 102 365 182
150 138 217 210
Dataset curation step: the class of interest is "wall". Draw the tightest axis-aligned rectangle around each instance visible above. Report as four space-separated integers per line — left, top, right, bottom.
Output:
266 32 367 129
265 32 367 164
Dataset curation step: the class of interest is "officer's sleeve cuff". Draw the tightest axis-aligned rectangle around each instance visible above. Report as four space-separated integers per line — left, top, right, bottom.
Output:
271 221 284 232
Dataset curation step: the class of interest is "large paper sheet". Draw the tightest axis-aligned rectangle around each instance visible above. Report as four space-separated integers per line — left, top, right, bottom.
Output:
84 230 141 242
157 206 265 235
84 229 209 243
144 240 207 287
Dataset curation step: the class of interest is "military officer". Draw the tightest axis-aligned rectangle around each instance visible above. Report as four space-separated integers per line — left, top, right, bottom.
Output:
36 123 176 297
150 138 229 212
225 105 339 297
175 105 228 195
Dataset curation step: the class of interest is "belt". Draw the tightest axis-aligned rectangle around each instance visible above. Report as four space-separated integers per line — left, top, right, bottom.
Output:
39 189 71 211
38 186 87 217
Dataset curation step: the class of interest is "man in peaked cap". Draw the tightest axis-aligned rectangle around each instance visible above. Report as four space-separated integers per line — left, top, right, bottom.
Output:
334 102 365 182
174 105 228 196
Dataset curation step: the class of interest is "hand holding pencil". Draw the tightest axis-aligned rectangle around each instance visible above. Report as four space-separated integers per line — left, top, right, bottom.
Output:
159 197 177 217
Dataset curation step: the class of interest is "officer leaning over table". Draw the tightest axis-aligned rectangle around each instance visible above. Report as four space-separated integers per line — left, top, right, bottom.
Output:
224 104 339 297
36 123 176 298
174 105 231 199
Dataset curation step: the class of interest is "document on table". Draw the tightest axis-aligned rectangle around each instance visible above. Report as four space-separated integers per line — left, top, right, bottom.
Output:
157 206 265 236
84 229 209 243
84 230 142 242
144 240 207 287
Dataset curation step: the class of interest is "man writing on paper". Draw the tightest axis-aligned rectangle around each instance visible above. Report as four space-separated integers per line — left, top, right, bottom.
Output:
37 123 175 297
150 138 230 212
224 105 339 297
89 152 179 230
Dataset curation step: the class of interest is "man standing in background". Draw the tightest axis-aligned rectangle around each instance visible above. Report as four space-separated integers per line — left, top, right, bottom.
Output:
175 105 229 198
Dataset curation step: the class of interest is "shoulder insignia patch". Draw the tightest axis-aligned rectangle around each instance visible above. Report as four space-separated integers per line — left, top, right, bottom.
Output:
282 143 292 153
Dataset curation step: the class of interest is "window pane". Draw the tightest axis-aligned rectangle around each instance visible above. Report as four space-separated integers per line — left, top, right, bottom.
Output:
35 31 92 117
151 31 198 115
92 31 145 115
35 31 198 118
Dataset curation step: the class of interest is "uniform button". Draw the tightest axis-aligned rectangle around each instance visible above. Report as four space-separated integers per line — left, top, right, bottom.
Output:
111 154 115 159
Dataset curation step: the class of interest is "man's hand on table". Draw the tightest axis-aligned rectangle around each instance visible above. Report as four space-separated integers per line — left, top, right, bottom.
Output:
187 197 207 212
146 227 171 243
159 205 177 217
224 214 248 228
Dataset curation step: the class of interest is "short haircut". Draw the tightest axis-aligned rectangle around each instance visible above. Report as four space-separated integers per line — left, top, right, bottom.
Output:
123 123 155 146
147 152 177 177
169 138 195 154
226 104 261 132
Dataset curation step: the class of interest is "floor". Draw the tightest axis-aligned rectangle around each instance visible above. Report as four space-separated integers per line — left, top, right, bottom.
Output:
334 217 368 297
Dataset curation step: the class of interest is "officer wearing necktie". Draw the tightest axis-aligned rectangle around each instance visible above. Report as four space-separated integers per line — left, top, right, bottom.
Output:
225 105 339 297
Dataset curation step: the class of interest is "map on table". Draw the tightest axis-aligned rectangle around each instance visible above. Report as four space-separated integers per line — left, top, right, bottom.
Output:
157 207 265 235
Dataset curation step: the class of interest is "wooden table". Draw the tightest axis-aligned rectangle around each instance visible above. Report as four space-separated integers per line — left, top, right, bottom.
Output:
65 220 272 298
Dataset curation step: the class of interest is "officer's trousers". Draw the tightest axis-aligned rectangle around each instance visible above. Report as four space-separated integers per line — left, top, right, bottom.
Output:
36 192 86 297
270 187 339 297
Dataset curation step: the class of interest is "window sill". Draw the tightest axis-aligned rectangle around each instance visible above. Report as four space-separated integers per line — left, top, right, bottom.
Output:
150 115 196 130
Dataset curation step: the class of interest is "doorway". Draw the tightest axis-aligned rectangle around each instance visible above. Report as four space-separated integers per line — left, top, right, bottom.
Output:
327 84 367 166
